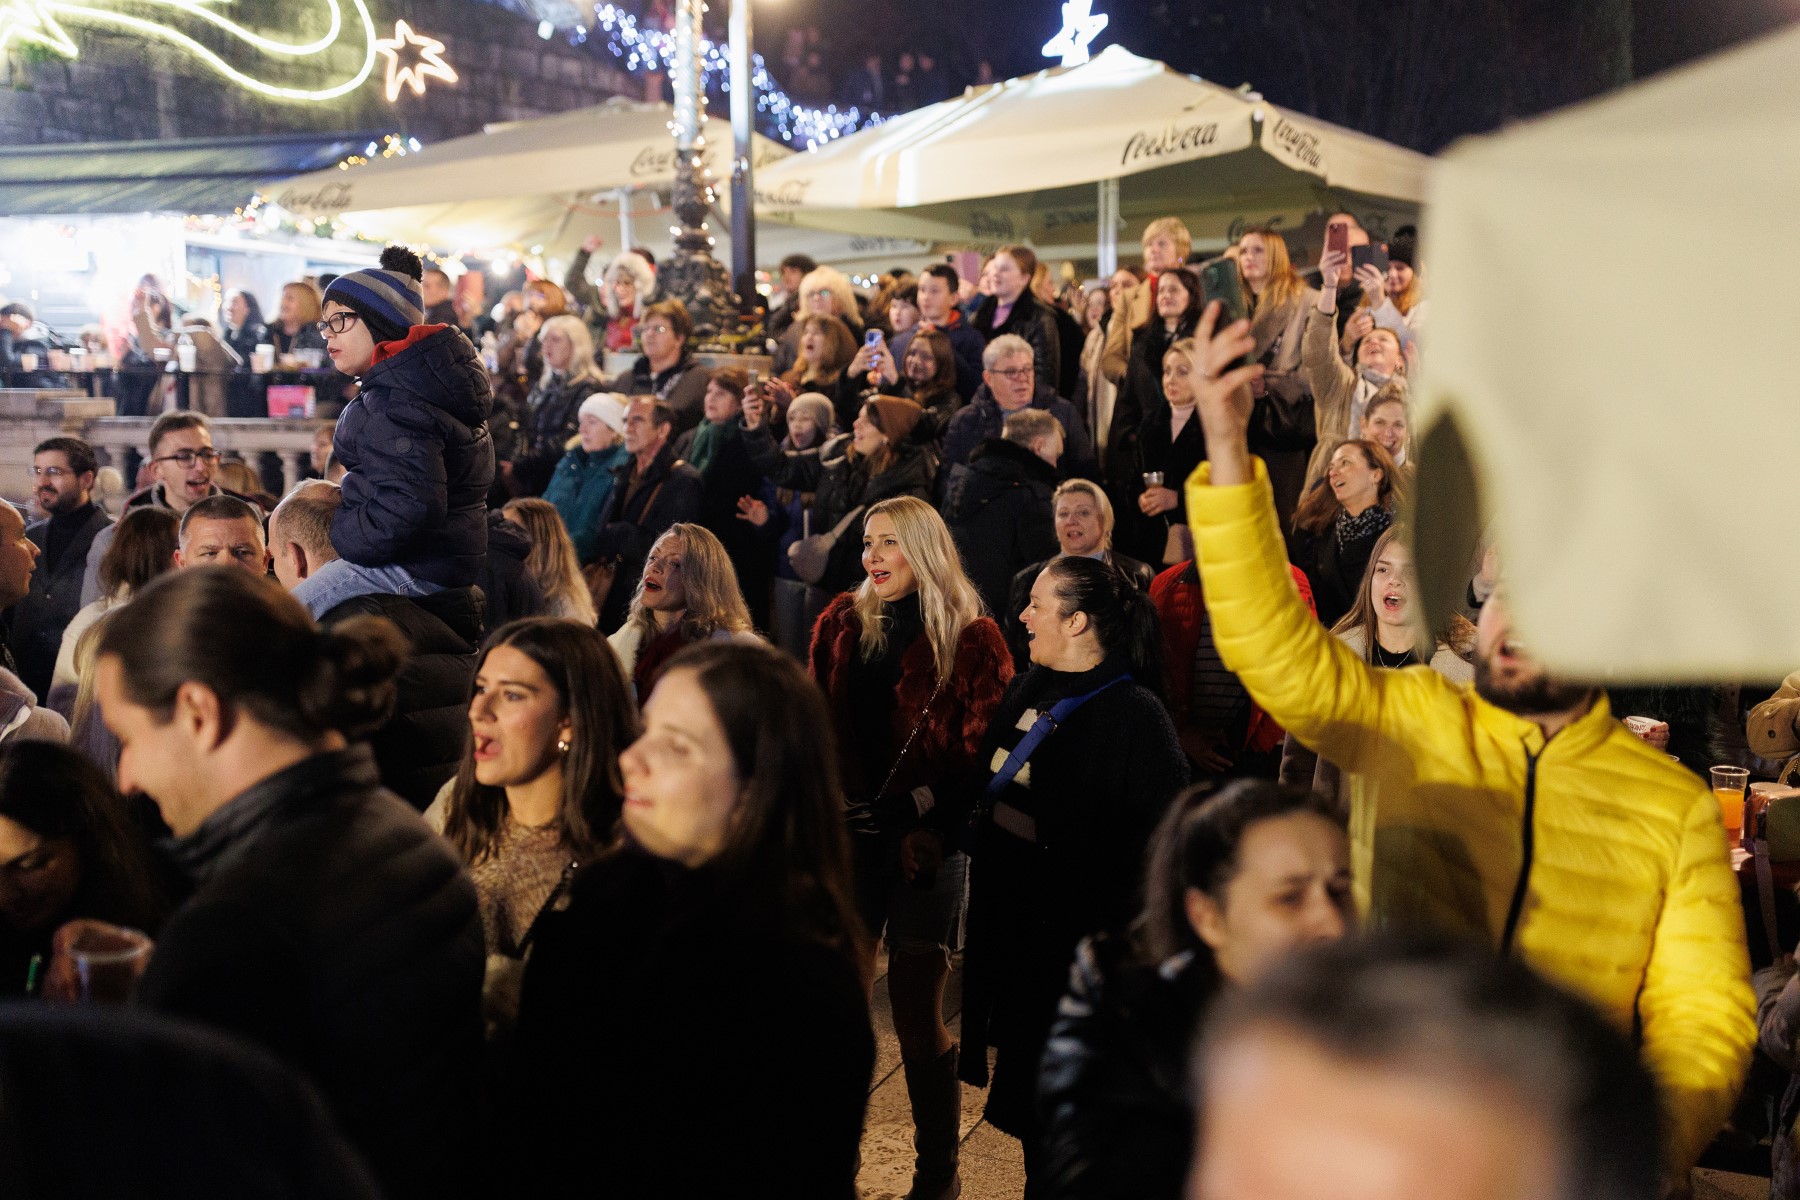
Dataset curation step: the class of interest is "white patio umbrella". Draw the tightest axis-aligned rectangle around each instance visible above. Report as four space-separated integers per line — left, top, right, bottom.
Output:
1413 23 1800 680
753 45 1430 254
266 98 790 255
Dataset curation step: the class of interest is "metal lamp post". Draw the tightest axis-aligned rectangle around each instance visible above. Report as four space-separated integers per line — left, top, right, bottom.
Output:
727 0 756 311
659 0 736 340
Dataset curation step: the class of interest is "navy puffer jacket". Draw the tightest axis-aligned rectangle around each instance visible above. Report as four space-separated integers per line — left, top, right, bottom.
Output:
331 325 494 588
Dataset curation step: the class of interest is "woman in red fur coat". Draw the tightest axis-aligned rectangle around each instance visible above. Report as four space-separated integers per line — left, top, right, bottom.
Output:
808 494 1011 1200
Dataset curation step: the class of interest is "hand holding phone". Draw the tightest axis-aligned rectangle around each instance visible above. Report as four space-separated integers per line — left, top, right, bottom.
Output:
865 328 884 350
1325 224 1350 257
1198 258 1255 372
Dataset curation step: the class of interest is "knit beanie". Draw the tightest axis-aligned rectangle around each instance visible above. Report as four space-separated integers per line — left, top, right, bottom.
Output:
1387 228 1417 269
578 392 628 434
786 392 836 438
868 396 924 449
322 246 424 344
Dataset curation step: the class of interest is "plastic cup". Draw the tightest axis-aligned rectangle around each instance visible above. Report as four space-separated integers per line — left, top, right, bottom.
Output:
69 925 150 1003
1710 766 1750 843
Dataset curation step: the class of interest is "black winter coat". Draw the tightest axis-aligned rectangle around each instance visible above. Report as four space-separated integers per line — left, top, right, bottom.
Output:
138 747 485 1200
477 509 547 633
14 504 110 702
1037 934 1219 1200
1124 403 1207 564
1291 508 1390 629
0 1006 382 1199
808 439 936 595
332 326 494 589
322 588 481 809
511 371 595 496
960 660 1188 1136
511 848 873 1197
943 438 1059 621
1108 317 1196 493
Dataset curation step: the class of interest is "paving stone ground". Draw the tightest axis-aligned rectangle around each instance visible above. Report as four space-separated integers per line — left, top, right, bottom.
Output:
858 953 1024 1200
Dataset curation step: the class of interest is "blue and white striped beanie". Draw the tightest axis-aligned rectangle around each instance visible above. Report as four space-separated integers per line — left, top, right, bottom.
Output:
322 245 425 343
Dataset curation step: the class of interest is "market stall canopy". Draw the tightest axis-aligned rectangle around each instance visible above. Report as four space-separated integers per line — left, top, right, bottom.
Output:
752 45 1429 247
1413 23 1800 681
0 133 381 217
267 98 788 252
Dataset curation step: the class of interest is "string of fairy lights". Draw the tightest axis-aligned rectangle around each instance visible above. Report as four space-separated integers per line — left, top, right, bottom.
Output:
534 2 879 149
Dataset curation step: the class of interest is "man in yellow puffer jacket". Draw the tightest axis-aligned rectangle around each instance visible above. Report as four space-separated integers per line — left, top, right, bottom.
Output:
1180 305 1754 1188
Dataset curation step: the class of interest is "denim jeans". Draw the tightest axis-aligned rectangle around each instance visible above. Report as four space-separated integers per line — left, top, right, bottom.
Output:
292 558 442 620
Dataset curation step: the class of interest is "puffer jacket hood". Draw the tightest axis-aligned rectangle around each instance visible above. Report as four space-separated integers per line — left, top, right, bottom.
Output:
362 325 491 429
1184 456 1756 1183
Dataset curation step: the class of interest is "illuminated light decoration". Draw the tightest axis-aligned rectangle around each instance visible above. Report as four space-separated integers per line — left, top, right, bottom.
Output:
374 18 457 101
514 1 877 147
0 0 381 102
1042 0 1109 67
0 1 78 56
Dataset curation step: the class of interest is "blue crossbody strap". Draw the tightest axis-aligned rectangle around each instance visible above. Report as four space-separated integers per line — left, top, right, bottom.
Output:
984 674 1132 797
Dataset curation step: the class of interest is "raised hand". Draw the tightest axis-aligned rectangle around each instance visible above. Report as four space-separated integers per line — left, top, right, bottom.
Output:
1319 248 1350 293
1189 300 1263 487
736 495 770 526
1355 262 1387 305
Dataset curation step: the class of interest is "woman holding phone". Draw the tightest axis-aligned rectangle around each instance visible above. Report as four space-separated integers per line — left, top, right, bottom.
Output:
809 496 1011 1200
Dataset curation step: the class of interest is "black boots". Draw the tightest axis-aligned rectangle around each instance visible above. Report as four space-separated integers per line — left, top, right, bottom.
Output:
902 1044 962 1200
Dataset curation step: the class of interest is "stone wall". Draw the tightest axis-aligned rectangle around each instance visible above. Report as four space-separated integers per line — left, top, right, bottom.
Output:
0 0 638 147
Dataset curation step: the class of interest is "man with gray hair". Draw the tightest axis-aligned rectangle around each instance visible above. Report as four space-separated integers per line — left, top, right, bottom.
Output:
268 479 481 809
941 333 1090 481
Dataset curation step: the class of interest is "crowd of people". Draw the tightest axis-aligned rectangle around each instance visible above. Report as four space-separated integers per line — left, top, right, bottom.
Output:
0 216 1788 1200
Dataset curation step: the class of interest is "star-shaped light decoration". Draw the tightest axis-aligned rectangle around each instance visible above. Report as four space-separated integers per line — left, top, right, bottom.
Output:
374 18 457 102
1041 0 1108 68
0 0 79 57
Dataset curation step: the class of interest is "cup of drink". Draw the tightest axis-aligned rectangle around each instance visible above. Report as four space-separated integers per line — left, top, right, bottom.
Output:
1142 471 1165 489
18 352 37 372
152 346 171 363
68 924 151 1003
252 343 275 373
1710 765 1750 843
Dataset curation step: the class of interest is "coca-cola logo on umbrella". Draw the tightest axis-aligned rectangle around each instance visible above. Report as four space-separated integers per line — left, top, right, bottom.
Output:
1269 118 1323 170
756 180 812 207
275 181 356 213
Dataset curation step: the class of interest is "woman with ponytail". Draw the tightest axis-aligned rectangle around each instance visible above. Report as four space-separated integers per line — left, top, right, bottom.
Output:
77 567 485 1200
959 554 1188 1186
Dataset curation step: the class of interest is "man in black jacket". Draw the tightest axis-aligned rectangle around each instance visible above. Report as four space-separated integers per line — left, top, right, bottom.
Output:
271 481 482 808
593 396 703 630
13 437 109 701
943 408 1062 620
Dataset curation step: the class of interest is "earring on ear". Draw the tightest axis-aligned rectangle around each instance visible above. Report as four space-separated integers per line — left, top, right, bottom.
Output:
557 738 570 754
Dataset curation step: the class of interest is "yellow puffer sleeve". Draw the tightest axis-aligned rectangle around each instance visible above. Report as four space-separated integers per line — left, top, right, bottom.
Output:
1640 784 1756 1180
1183 458 1458 774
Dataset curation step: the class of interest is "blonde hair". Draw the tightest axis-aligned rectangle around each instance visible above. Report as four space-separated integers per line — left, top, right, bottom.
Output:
854 496 985 683
538 314 605 389
280 281 322 324
1053 478 1115 547
797 265 859 325
70 611 112 748
1143 216 1193 262
1239 227 1307 315
625 524 753 645
502 499 598 626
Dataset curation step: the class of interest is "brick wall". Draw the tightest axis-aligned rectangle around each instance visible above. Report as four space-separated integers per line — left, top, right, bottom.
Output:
0 0 638 145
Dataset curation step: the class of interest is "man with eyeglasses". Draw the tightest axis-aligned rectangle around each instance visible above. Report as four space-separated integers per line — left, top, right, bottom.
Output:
940 335 1091 490
10 437 109 703
80 412 252 607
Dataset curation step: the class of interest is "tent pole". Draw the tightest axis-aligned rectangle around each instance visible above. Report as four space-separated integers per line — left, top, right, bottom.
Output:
1097 177 1119 275
728 0 757 311
617 188 634 252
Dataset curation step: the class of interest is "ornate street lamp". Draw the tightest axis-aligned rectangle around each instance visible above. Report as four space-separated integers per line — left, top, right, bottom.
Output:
658 0 737 340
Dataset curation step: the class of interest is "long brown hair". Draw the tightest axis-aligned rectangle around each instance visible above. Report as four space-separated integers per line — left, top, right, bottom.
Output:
1331 525 1476 662
623 525 753 648
443 618 638 866
783 314 857 388
659 640 866 969
901 327 958 405
1240 226 1307 316
502 498 597 626
1293 439 1402 536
